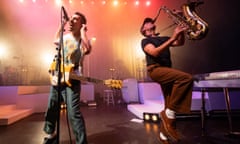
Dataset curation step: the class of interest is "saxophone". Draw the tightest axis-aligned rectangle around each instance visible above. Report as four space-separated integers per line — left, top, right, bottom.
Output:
160 2 208 40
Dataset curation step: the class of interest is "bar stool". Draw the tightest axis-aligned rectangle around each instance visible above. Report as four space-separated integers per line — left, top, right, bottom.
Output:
103 89 115 106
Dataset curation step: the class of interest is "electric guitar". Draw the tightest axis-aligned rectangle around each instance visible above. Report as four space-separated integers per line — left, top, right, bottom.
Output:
48 61 122 89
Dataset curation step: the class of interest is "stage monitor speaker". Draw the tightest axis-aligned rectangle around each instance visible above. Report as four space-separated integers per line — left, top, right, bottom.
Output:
121 78 139 103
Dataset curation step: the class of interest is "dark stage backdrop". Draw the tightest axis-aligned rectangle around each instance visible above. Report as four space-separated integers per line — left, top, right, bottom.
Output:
173 0 240 74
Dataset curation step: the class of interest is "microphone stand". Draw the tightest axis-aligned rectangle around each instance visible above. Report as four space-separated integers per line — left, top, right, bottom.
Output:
56 7 66 144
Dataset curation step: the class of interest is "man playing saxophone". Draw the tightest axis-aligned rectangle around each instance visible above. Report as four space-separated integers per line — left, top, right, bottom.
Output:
140 16 194 143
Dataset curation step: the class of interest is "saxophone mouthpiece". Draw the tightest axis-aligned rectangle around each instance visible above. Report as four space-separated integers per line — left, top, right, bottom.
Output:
155 32 160 36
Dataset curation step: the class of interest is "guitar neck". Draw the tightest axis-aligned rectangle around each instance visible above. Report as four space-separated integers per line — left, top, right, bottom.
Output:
70 73 103 83
68 73 122 89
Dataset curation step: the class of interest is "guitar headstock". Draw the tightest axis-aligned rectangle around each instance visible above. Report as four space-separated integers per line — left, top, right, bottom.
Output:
104 79 123 89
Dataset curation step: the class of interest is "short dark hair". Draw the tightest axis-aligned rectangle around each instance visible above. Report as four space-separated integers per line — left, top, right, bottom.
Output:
140 17 154 36
75 12 87 24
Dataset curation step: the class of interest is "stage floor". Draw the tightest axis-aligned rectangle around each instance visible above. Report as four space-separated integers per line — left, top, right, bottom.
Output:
0 103 240 144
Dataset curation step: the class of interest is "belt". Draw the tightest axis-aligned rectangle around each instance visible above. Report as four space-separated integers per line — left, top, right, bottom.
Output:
147 64 160 73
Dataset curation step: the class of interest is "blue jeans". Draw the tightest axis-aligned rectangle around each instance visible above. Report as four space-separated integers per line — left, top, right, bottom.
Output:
43 80 88 144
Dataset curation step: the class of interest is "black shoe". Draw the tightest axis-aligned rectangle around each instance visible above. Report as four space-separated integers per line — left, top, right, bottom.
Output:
43 136 57 144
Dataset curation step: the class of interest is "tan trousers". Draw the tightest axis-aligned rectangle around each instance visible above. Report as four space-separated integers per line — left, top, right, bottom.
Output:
148 66 193 113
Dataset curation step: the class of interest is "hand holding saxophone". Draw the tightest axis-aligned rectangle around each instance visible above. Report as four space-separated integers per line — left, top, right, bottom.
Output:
171 24 188 42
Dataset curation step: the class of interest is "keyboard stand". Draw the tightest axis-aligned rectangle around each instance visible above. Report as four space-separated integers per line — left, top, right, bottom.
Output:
223 88 240 137
200 88 207 136
197 86 240 138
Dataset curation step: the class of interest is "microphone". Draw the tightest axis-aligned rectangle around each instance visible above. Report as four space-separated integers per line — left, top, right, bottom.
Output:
61 6 69 21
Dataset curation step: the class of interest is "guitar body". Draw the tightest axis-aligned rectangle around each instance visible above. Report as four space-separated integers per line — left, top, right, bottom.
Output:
49 61 123 89
49 61 74 87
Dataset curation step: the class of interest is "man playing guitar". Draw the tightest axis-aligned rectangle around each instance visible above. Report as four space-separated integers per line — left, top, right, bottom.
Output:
43 10 91 144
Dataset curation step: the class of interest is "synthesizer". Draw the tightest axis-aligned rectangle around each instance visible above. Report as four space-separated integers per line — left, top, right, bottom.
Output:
193 70 240 88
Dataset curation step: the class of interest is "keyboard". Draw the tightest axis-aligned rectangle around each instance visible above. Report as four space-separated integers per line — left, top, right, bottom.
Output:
193 70 240 88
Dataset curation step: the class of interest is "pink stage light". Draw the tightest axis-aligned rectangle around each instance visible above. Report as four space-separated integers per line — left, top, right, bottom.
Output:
146 1 151 6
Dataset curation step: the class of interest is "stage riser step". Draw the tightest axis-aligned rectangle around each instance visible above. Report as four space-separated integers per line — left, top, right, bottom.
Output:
127 104 164 119
0 105 33 126
143 100 163 107
0 104 16 111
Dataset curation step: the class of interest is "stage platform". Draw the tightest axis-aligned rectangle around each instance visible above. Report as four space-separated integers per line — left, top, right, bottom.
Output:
124 82 211 120
0 104 33 126
127 100 164 119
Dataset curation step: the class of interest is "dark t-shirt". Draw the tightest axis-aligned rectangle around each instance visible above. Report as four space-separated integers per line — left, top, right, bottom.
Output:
141 36 172 67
